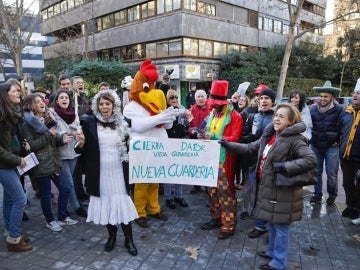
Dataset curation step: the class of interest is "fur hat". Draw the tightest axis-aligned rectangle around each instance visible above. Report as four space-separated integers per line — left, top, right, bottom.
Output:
313 81 341 96
207 80 229 106
259 89 276 103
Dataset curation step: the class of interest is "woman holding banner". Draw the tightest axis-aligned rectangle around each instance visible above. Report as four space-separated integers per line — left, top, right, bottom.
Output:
75 90 138 255
164 89 192 209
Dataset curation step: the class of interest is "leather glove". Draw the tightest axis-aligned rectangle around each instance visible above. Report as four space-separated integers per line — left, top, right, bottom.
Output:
218 139 229 148
273 162 286 173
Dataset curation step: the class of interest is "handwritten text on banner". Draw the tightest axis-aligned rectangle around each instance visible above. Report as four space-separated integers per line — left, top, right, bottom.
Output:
129 137 220 186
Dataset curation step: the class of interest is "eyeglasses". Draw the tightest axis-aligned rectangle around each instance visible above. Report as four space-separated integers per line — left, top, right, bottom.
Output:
169 96 178 100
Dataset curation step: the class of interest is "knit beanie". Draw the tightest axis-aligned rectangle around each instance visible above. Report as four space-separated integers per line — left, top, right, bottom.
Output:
259 89 276 103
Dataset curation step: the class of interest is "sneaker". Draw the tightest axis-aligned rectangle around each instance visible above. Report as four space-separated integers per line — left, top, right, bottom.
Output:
46 221 63 232
310 196 322 204
352 218 360 225
58 217 79 226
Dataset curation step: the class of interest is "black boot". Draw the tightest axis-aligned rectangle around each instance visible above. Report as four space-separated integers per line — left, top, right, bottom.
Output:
121 223 137 256
105 224 117 252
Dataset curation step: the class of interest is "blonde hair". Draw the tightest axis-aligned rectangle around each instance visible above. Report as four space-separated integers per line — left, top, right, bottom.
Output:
274 103 301 125
166 89 178 99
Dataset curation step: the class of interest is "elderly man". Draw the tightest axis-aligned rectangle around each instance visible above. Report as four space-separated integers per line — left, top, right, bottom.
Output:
188 89 211 194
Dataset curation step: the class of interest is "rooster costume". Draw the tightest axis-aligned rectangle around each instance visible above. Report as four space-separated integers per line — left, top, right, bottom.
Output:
123 59 177 228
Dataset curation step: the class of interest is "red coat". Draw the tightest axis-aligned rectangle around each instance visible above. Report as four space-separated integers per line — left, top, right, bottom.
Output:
223 110 242 191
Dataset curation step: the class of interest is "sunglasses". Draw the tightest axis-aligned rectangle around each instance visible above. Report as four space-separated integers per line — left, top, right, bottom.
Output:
169 96 178 100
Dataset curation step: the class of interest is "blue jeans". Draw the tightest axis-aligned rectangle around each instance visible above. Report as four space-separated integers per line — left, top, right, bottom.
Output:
255 218 268 231
249 166 268 231
60 159 80 211
311 145 339 198
0 168 27 238
267 223 290 270
164 184 183 200
37 174 71 223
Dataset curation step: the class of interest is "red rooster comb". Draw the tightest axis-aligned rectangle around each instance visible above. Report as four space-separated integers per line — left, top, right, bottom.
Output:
140 59 158 82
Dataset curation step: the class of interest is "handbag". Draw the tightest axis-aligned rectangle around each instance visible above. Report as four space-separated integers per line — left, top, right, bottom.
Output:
275 168 318 188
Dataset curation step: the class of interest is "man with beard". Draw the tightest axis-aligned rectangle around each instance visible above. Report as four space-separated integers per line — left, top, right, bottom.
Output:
310 81 344 206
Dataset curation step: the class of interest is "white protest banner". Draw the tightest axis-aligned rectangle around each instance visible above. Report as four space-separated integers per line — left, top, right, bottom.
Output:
129 137 220 187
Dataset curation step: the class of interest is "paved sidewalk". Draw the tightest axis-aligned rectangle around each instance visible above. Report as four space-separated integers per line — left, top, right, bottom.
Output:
0 178 359 270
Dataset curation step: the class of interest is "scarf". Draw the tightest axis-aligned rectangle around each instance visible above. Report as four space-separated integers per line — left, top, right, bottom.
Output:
54 104 76 124
317 101 334 113
23 111 48 134
343 105 360 159
206 104 231 164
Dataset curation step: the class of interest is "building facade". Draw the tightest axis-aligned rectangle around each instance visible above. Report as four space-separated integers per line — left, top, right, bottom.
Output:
40 0 327 99
1 14 49 92
324 0 360 57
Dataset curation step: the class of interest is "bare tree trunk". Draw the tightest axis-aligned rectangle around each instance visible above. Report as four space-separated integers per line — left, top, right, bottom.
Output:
276 0 305 98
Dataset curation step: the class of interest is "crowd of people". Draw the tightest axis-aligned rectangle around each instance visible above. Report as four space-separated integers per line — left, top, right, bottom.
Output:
0 68 359 270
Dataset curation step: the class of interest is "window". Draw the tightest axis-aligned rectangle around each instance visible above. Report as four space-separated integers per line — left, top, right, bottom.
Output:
274 20 282 33
198 1 215 15
183 38 198 56
157 0 165 14
258 16 263 30
132 44 145 59
173 0 181 10
121 46 133 60
228 44 240 52
60 1 67 13
146 43 156 58
264 18 273 31
74 0 83 7
199 40 213 57
214 42 226 57
47 6 54 18
283 24 289 35
114 10 127 25
41 10 48 20
53 3 60 16
113 48 121 61
169 39 182 56
157 41 169 57
165 0 172 12
96 18 102 31
68 0 75 9
128 6 140 22
141 1 155 18
102 14 114 30
184 0 196 11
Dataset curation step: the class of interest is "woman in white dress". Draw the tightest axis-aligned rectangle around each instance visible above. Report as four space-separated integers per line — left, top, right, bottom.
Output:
75 90 138 255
